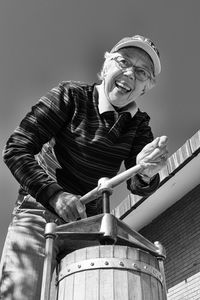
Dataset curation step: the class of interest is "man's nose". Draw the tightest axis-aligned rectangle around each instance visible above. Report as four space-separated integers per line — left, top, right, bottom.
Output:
123 67 136 80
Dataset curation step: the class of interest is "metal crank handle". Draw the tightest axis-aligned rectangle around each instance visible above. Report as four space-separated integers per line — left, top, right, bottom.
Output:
80 163 143 205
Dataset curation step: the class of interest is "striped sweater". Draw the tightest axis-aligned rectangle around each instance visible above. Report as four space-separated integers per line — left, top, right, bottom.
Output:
3 81 159 216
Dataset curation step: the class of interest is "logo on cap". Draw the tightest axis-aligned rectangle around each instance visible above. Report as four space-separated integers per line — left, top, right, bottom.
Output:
129 35 160 57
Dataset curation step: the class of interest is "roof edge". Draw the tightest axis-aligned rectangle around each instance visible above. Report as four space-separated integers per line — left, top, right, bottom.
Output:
112 130 200 220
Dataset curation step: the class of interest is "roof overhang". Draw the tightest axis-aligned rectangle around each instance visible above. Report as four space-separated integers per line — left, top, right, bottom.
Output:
123 151 200 231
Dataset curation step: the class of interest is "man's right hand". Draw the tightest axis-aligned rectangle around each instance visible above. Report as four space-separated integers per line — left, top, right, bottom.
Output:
49 191 87 222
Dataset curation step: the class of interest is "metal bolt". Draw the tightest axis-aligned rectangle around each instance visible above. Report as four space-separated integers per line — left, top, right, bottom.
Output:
90 262 94 266
78 264 81 269
105 261 109 265
119 261 124 267
67 269 70 272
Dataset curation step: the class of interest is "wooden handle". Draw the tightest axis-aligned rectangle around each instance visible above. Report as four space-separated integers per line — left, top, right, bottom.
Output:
80 164 143 205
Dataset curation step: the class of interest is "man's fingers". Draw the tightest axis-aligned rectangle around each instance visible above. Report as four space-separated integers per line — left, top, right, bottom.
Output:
50 192 87 222
144 147 168 162
66 200 86 221
143 137 160 152
142 136 168 161
142 136 168 156
59 208 75 222
158 135 168 147
76 200 87 219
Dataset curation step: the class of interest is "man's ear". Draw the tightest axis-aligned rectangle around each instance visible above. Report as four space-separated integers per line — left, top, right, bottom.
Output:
141 79 156 95
147 78 156 91
103 69 107 78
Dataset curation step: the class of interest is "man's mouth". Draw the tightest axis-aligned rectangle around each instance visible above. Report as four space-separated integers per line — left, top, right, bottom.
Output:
115 81 131 93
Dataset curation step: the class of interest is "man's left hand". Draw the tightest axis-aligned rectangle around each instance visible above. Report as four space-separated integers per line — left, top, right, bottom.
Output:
136 136 168 180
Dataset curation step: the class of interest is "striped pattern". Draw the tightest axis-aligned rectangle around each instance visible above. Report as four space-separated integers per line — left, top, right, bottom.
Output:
3 81 157 216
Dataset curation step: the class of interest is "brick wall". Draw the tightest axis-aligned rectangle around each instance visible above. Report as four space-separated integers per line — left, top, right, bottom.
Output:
139 184 200 300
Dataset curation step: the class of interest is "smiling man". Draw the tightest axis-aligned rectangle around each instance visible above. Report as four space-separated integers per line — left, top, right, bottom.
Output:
1 35 168 299
98 47 154 107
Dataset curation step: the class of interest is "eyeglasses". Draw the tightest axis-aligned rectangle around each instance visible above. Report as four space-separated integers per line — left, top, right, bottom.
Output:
112 56 153 81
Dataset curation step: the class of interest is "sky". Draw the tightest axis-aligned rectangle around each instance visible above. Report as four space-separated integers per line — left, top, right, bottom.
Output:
0 0 200 256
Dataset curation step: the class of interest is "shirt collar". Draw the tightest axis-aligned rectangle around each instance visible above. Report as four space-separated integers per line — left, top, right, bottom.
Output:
97 85 138 118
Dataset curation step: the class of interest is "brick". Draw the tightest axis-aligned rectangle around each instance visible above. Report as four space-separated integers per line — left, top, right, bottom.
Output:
167 153 178 174
176 140 192 165
159 164 169 182
189 130 200 154
114 195 131 217
139 184 200 299
129 193 142 206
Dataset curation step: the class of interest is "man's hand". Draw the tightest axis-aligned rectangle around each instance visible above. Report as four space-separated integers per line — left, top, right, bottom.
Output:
136 136 168 180
49 191 87 222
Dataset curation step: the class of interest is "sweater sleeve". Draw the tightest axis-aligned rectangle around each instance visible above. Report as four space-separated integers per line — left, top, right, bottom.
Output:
124 111 160 196
2 82 73 207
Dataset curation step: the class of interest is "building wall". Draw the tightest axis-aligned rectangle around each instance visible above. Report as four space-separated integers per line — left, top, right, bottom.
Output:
139 184 200 300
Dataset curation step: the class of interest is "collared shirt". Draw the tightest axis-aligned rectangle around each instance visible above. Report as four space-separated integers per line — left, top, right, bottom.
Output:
3 81 159 216
97 84 138 118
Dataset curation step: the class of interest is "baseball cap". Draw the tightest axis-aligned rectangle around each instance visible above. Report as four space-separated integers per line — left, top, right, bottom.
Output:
110 35 161 76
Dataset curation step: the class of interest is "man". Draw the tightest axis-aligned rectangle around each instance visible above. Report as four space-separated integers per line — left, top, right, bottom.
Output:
0 35 168 299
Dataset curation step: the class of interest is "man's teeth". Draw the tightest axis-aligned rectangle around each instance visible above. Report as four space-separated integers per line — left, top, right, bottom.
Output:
115 81 131 92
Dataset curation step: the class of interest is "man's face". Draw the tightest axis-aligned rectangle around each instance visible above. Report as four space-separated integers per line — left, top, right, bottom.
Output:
103 47 154 108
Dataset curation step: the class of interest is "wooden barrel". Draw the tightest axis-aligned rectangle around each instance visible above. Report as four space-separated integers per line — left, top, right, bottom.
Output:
56 245 166 300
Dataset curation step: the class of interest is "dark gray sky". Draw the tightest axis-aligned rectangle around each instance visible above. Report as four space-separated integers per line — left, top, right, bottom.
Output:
0 0 199 255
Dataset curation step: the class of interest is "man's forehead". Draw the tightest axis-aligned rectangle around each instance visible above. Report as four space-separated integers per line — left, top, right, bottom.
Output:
118 47 154 69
